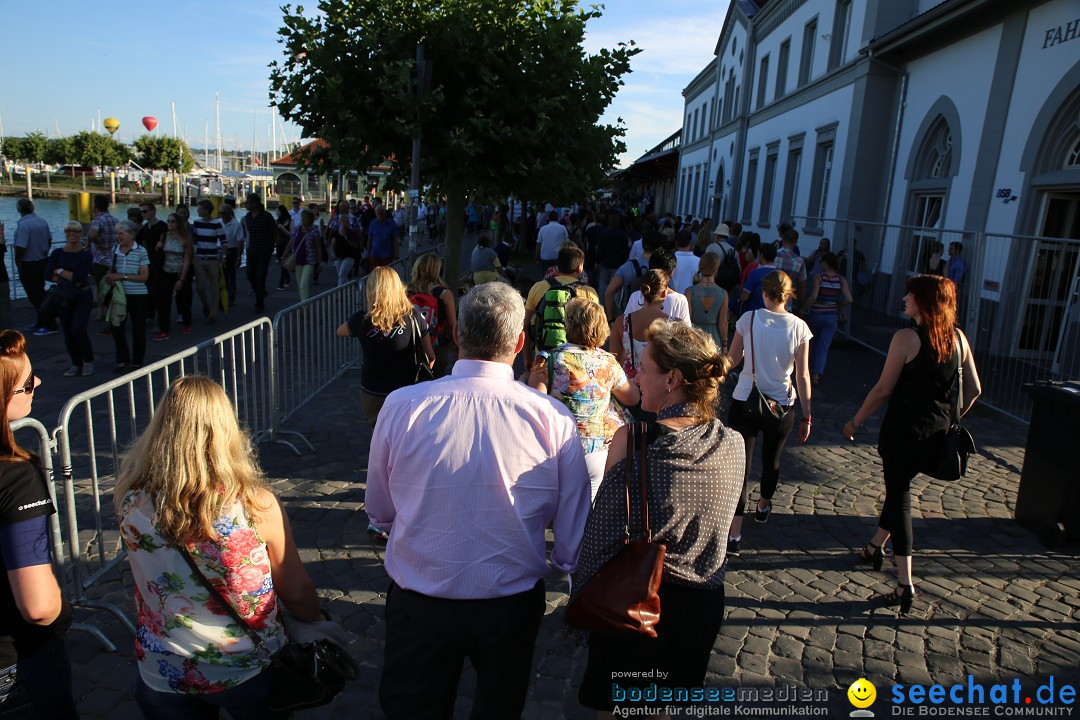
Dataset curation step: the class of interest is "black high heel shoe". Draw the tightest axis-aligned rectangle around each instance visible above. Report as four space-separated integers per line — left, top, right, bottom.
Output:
882 584 915 615
858 542 884 572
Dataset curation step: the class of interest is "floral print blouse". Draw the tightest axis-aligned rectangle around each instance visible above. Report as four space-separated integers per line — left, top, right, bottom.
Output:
533 344 629 454
119 489 285 694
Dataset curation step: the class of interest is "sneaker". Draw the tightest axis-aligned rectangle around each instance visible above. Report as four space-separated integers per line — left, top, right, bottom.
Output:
22 323 36 331
63 366 80 377
182 325 192 335
754 503 772 523
727 538 741 557
32 327 58 336
81 362 94 376
153 331 170 342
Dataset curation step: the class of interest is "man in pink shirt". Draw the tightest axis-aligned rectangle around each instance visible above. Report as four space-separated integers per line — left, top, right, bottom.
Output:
366 281 591 719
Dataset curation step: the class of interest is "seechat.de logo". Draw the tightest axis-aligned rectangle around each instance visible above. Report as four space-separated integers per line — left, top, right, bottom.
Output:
848 678 877 717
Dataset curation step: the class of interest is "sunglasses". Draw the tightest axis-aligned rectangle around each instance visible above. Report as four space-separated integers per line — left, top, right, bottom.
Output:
13 370 36 396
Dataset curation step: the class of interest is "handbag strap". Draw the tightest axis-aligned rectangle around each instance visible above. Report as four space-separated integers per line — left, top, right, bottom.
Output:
748 310 758 383
951 329 963 423
627 312 636 370
176 545 268 652
623 422 653 543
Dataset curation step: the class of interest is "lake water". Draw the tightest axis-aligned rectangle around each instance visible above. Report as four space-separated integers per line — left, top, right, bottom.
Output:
0 197 250 300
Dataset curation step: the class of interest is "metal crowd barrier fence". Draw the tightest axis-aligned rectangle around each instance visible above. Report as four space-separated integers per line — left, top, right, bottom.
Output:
269 242 447 443
53 318 278 643
9 418 115 650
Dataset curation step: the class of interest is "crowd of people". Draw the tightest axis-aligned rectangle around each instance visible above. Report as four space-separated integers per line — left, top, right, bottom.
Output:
0 195 984 718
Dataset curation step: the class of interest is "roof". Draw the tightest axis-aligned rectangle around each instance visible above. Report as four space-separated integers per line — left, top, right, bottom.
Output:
867 0 1014 57
270 139 329 167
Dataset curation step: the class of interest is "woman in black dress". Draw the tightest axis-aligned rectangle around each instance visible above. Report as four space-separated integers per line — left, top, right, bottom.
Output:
844 275 981 613
575 321 743 716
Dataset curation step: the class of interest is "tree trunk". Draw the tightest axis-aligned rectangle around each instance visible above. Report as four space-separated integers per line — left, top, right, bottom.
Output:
443 184 467 294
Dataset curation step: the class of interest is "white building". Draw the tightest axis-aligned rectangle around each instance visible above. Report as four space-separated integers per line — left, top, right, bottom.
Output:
674 0 1080 417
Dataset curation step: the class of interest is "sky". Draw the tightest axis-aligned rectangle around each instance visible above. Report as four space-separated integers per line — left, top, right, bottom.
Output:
0 0 728 169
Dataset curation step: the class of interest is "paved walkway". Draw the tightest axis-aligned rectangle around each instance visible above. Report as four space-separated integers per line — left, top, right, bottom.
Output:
59 333 1080 718
25 238 1078 717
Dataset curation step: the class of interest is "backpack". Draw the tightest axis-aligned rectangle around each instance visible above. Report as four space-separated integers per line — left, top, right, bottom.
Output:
534 278 586 351
716 246 741 292
409 286 447 346
625 259 647 297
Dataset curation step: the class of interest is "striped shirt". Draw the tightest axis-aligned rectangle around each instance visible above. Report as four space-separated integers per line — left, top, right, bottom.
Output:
191 219 225 260
113 244 150 296
810 273 843 313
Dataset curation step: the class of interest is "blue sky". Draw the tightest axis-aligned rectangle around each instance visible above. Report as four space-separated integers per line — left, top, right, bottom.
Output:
0 0 727 168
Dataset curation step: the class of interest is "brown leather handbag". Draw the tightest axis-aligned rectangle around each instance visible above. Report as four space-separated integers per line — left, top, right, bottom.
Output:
565 422 666 637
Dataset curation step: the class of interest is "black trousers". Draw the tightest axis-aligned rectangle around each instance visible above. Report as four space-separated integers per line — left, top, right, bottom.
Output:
58 296 94 366
728 398 796 512
0 634 78 719
112 294 148 365
246 249 273 310
155 271 192 333
224 248 239 305
17 259 46 310
878 450 925 557
380 580 545 720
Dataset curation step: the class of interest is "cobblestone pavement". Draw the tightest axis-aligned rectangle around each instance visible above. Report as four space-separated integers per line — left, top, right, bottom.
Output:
58 328 1080 719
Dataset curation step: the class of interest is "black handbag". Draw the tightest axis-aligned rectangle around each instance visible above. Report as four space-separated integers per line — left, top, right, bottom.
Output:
924 331 976 481
742 311 787 431
176 547 357 713
411 313 435 383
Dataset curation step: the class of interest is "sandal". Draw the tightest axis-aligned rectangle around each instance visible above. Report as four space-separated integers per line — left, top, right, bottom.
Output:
882 584 915 615
858 541 884 572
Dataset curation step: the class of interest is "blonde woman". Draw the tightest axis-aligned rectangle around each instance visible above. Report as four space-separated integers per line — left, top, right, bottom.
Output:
115 376 322 718
338 266 435 429
528 298 640 500
407 253 457 377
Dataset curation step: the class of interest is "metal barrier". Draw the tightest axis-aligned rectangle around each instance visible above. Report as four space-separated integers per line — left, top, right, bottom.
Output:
793 218 1080 422
53 318 277 644
9 418 115 650
269 244 446 444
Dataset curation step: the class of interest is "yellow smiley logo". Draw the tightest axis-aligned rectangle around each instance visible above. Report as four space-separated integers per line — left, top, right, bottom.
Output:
848 678 876 708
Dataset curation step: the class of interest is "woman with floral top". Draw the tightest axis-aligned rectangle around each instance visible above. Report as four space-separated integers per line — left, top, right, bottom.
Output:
529 298 640 500
115 376 322 719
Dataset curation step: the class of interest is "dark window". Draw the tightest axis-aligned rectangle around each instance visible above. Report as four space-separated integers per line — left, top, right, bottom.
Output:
743 150 759 225
779 138 804 224
799 18 817 87
807 134 835 226
828 0 852 71
759 147 779 226
776 39 791 99
757 54 770 109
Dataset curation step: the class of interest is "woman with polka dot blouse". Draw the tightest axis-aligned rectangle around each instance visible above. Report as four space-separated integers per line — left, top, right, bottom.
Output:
574 321 745 715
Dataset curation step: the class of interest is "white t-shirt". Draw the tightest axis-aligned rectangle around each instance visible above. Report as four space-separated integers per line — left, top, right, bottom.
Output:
672 251 700 295
622 290 691 325
537 222 569 261
732 309 813 405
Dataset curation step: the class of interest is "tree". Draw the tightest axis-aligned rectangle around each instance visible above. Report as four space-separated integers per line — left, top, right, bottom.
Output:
45 137 76 168
133 135 195 173
270 0 638 287
71 131 131 174
18 131 48 165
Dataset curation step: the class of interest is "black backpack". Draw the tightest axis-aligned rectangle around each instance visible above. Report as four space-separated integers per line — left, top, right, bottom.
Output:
625 259 647 297
534 278 586 351
716 247 741 292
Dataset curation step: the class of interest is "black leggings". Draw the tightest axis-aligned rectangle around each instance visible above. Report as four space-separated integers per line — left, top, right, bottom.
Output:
879 452 923 557
728 398 796 513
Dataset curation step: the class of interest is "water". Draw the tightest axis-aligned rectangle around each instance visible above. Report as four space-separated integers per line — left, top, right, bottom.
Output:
0 197 249 300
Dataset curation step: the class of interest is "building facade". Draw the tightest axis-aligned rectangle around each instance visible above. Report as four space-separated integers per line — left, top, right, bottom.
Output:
674 0 1080 401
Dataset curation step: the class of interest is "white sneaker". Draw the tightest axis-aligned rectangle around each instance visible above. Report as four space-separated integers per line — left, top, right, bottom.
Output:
81 362 94 376
63 366 79 377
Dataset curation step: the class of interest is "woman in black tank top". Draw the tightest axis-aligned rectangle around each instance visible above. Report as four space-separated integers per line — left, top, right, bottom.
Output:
842 276 981 614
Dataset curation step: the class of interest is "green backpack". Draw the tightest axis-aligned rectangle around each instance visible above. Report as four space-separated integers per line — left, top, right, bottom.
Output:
534 278 586 351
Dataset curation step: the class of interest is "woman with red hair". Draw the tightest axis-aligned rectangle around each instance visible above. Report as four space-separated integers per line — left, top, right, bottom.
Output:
844 275 981 613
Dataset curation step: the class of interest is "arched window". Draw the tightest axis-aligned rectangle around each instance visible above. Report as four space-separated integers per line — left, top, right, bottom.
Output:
1064 130 1080 169
916 117 953 180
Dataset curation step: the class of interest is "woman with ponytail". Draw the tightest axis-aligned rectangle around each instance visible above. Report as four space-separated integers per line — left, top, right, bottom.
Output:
844 275 981 614
575 321 744 714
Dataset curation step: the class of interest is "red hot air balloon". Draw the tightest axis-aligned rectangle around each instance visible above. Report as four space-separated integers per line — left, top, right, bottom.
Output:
142 116 158 132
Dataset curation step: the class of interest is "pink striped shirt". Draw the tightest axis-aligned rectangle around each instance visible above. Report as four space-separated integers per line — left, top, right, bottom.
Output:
366 359 592 599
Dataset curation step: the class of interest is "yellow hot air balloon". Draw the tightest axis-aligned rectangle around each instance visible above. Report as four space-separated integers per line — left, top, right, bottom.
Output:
103 117 120 135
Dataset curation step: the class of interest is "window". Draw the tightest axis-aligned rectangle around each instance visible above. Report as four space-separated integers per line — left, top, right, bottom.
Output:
799 18 817 87
908 194 944 274
780 135 804 224
1066 133 1080 168
679 169 688 213
759 145 779 226
723 69 736 123
743 149 760 224
757 54 770 109
828 0 852 71
916 118 953 178
691 167 701 216
691 108 699 142
700 105 707 138
806 124 837 227
776 39 790 99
